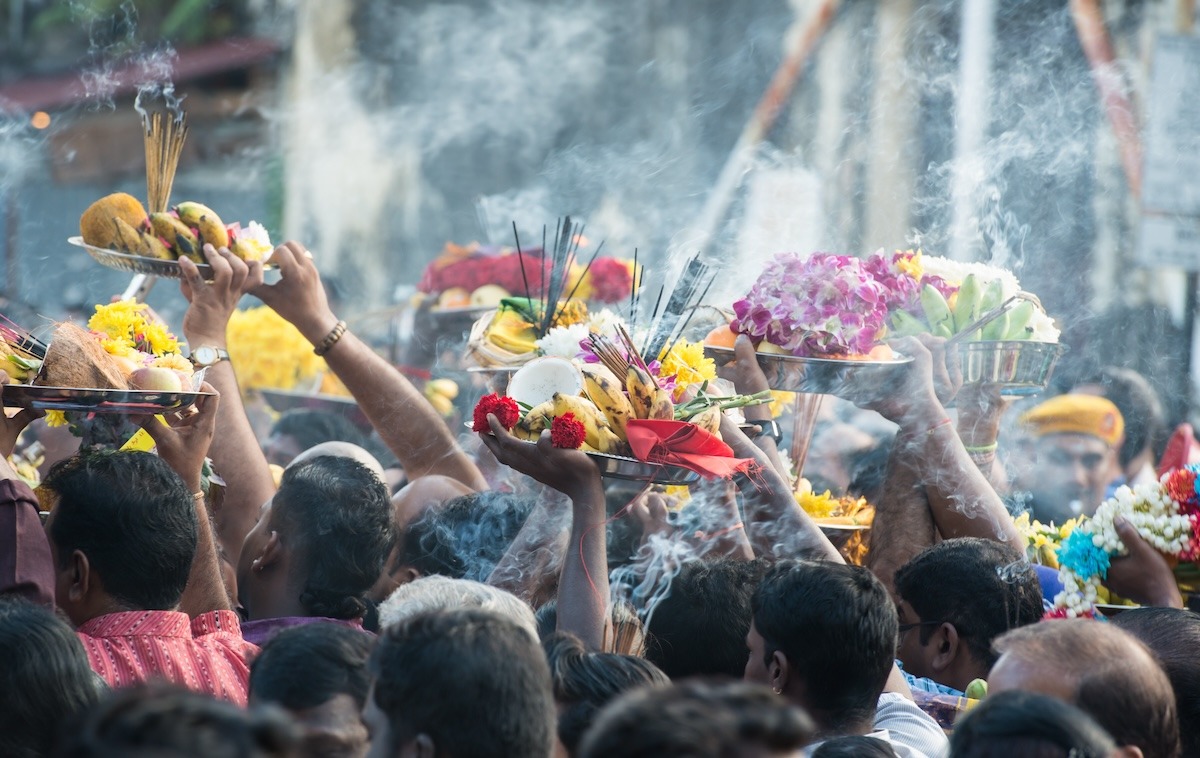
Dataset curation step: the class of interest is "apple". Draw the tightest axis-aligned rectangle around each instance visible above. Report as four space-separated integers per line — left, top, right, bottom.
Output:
437 287 471 308
128 367 185 393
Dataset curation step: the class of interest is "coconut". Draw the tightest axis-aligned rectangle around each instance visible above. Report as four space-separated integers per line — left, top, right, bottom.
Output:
34 322 129 390
80 193 149 251
506 356 584 408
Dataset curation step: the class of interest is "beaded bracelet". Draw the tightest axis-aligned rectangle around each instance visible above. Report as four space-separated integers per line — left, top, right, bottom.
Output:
314 320 348 356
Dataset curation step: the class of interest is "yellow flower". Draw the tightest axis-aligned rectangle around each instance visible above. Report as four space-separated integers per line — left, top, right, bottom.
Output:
152 353 195 374
658 340 717 401
227 306 326 396
895 249 924 280
87 300 180 357
45 410 67 427
769 391 794 418
661 485 691 510
796 487 838 519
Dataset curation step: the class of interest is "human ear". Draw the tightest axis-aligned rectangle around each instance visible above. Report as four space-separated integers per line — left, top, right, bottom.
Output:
770 650 790 694
68 550 90 602
930 623 960 673
398 734 435 758
253 531 284 572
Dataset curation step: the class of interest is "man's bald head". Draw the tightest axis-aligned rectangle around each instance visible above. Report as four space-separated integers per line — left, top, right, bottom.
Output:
289 442 386 483
990 619 1180 758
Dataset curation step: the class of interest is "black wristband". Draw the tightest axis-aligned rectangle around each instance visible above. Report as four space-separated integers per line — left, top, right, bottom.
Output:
742 418 783 444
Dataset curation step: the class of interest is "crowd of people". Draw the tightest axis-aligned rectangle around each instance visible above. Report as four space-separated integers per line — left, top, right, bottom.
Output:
1 239 1197 758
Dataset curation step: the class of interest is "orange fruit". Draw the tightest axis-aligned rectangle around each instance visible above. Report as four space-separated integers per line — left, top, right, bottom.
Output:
704 324 738 349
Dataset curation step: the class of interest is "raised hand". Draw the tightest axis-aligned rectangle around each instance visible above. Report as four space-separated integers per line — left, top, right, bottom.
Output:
477 414 601 501
140 381 220 493
250 241 338 344
0 370 42 459
180 244 265 346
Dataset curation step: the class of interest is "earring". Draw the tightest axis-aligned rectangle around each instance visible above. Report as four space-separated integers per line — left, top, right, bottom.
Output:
773 686 782 695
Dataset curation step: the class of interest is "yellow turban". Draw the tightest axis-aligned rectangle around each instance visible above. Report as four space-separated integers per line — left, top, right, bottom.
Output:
1019 394 1124 448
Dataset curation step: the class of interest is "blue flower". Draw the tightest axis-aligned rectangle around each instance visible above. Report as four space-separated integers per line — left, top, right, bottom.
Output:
1057 529 1111 580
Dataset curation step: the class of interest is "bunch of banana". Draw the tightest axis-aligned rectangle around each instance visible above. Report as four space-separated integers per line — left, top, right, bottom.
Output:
889 274 1040 342
80 194 263 262
512 391 624 454
0 343 41 383
483 306 540 355
423 378 459 418
626 363 674 421
581 364 633 441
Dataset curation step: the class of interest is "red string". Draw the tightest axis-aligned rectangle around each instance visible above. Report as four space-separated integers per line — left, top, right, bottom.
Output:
577 481 652 606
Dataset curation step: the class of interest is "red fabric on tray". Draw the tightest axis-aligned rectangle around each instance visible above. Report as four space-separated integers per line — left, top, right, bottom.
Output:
625 419 755 480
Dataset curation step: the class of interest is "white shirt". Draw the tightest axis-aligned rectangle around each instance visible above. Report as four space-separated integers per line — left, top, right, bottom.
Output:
804 692 949 758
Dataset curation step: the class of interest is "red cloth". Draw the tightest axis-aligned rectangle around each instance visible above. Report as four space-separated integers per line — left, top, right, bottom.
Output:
1158 423 1200 477
625 419 755 479
77 610 258 705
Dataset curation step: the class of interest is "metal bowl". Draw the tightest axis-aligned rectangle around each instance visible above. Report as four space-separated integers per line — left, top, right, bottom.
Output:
70 237 275 280
705 346 912 397
958 340 1065 396
586 450 701 486
3 385 213 414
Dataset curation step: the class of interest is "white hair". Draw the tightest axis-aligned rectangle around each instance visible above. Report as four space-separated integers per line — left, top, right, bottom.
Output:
378 575 539 640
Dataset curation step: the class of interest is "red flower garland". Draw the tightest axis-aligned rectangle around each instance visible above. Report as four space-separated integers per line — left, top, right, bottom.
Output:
473 393 520 432
550 413 586 449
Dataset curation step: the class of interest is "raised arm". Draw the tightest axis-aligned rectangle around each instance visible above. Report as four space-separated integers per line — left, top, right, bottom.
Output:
479 417 609 651
864 440 937 597
141 382 232 615
0 374 53 606
178 247 274 569
486 486 570 608
720 414 843 563
254 242 487 491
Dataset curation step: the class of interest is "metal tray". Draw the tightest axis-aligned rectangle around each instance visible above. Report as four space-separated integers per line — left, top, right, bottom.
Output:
3 385 213 414
958 340 1065 396
705 346 912 396
70 236 275 281
585 449 701 486
259 388 371 429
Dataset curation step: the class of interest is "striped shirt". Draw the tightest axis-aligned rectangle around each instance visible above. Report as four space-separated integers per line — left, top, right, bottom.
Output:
76 609 258 705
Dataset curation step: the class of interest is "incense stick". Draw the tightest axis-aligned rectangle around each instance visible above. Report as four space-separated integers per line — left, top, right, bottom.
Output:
512 222 531 301
142 111 188 214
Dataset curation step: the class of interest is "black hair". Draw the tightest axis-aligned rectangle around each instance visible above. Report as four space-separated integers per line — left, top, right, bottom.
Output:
398 490 532 581
45 451 197 610
0 598 102 757
950 690 1117 758
249 622 373 711
54 684 300 758
644 557 770 680
544 632 670 754
274 456 396 620
1080 366 1166 467
576 680 815 758
812 735 899 758
270 409 367 453
369 607 555 758
1112 607 1200 758
894 538 1044 669
752 560 896 730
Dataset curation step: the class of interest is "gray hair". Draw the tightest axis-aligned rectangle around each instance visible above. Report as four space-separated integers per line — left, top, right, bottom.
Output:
378 575 539 640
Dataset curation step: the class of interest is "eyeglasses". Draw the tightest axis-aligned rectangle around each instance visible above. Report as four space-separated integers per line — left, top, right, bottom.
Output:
897 620 944 635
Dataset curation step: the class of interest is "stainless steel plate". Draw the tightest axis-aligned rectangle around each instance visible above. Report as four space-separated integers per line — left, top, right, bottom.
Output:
586 450 701 486
70 237 275 281
3 385 213 414
958 340 1066 396
705 346 913 396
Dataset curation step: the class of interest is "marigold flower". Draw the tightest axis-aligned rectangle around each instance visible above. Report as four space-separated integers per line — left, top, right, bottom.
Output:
550 413 586 448
473 393 520 432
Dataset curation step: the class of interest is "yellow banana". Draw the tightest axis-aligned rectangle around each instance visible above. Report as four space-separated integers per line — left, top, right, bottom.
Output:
140 231 174 260
690 405 722 435
581 364 633 441
175 202 229 249
230 237 266 262
647 387 674 421
626 365 659 419
550 393 615 450
426 393 454 417
149 212 198 259
112 218 145 254
516 400 555 438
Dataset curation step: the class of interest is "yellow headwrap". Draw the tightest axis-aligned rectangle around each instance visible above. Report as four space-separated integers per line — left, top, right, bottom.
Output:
1019 394 1124 448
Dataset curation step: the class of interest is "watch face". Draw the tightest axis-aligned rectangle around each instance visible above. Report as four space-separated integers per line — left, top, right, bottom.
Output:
193 347 216 366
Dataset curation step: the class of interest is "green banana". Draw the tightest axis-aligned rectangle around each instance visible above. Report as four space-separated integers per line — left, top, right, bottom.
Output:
1003 300 1035 340
889 310 928 338
978 280 1006 340
952 274 983 335
920 284 954 339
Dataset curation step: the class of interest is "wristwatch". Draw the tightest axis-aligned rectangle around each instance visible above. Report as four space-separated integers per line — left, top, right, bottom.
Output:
743 418 783 444
190 345 230 368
